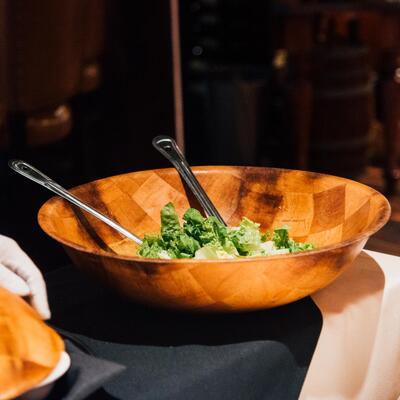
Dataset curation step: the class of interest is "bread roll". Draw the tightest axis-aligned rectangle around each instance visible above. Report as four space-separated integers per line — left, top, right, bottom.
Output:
0 287 64 400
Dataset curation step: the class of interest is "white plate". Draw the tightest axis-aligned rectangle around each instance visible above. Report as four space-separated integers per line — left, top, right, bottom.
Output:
19 351 71 400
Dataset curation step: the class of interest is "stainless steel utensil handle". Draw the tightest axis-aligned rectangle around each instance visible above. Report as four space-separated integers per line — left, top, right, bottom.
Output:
9 160 143 245
152 135 226 226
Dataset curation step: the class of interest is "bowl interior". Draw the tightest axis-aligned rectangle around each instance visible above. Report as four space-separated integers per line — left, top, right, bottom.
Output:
38 166 390 258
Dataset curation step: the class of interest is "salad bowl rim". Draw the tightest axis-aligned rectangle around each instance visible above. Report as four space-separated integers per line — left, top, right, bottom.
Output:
38 166 391 265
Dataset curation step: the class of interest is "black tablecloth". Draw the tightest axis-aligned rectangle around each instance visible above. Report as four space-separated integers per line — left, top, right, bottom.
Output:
46 267 323 400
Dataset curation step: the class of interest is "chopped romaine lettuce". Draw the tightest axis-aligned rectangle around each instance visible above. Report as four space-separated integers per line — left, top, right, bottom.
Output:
272 225 315 253
138 203 200 259
194 243 236 260
160 202 181 240
137 234 167 259
229 217 264 255
137 203 314 259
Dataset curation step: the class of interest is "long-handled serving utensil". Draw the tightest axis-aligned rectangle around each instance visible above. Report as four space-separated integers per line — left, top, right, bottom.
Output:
9 160 143 245
152 135 226 226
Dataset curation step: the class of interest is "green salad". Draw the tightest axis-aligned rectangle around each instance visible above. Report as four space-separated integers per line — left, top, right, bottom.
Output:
137 203 314 260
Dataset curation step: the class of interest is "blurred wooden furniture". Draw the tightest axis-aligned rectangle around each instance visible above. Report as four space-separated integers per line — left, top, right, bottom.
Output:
0 0 105 151
378 44 400 194
275 1 400 192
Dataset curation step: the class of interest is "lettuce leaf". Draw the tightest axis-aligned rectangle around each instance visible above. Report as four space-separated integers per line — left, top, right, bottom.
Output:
194 243 236 260
139 203 200 259
137 234 168 258
273 226 314 253
161 202 182 241
138 203 315 259
229 217 263 255
272 226 290 249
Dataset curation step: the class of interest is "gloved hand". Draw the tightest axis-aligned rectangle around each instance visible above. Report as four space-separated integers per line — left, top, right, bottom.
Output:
0 234 50 319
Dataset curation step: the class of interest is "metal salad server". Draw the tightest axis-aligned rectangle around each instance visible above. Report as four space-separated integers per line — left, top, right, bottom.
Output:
8 160 143 245
152 135 227 226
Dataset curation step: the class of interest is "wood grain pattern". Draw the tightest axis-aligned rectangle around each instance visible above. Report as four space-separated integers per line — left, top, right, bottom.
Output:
0 288 64 399
38 166 391 312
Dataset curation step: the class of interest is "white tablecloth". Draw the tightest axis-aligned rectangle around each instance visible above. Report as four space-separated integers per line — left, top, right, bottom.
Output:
300 250 400 400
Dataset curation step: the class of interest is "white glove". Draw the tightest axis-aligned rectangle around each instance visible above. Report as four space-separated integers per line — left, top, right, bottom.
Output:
0 234 50 319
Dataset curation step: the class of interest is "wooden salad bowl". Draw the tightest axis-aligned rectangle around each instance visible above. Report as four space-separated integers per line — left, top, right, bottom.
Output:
38 166 390 312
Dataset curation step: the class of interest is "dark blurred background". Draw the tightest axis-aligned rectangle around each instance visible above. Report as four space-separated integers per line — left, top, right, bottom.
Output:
0 0 399 271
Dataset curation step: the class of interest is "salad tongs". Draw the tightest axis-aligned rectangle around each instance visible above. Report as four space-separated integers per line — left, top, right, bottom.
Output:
9 160 143 245
152 135 227 226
